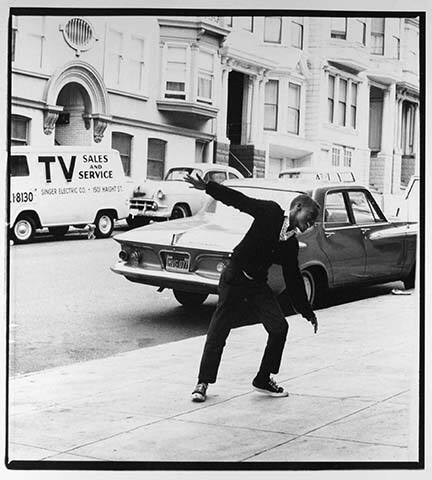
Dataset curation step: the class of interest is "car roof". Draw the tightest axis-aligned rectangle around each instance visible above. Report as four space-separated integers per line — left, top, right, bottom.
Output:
223 177 368 194
279 167 355 174
168 163 241 173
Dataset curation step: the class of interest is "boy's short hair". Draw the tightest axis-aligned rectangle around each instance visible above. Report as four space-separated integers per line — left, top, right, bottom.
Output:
290 194 320 218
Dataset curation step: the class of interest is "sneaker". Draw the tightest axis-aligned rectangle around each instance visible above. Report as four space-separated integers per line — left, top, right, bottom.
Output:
191 382 208 402
252 376 289 397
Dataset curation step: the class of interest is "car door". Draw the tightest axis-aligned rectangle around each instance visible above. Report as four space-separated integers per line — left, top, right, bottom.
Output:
347 190 404 279
321 190 367 286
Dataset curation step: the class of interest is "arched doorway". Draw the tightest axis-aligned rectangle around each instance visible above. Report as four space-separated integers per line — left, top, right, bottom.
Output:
55 82 92 146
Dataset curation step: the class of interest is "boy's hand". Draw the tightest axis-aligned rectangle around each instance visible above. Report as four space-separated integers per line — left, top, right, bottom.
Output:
184 173 207 190
306 313 318 334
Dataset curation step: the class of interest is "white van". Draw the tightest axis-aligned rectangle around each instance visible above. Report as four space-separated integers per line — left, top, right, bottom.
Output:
9 146 133 243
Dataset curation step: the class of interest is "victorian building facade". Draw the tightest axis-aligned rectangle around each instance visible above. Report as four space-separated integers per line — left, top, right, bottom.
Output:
11 14 420 197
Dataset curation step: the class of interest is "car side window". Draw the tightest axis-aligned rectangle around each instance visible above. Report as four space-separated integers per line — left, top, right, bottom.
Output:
10 155 30 177
205 171 227 184
348 191 384 224
324 191 350 227
228 172 239 179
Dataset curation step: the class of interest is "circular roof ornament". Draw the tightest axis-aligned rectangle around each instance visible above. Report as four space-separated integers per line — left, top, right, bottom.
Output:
60 18 97 56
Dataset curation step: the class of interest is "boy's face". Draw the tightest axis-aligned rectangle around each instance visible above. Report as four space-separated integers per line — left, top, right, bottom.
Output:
289 204 318 233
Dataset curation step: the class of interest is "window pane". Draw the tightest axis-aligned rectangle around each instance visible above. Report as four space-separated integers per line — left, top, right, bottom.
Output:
264 105 277 130
147 160 164 180
287 108 299 134
331 17 346 31
339 79 347 100
351 106 357 129
338 102 346 125
371 18 385 34
351 83 358 105
288 83 300 108
291 22 303 48
198 75 212 99
12 117 28 140
349 191 379 224
148 139 166 161
166 81 185 92
112 133 132 176
332 147 340 166
328 75 335 98
10 155 30 177
324 192 349 224
167 46 186 63
265 80 278 103
328 99 334 123
199 51 213 71
264 17 281 43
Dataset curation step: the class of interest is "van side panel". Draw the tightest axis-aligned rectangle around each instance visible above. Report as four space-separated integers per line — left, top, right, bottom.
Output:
10 149 131 228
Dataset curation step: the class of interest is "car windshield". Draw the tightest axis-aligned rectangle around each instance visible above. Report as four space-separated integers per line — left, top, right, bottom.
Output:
164 168 203 181
201 186 304 226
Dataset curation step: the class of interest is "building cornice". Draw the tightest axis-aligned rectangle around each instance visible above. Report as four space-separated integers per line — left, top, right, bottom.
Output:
107 88 149 102
12 67 50 81
111 115 215 142
12 96 46 110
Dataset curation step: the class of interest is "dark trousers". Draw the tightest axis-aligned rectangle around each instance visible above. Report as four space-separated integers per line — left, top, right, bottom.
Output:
198 261 289 384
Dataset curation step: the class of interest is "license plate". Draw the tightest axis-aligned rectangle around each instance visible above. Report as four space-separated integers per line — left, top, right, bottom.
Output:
165 252 190 272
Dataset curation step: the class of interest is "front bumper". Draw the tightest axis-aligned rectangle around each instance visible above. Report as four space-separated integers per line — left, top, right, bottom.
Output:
129 198 170 218
111 261 219 294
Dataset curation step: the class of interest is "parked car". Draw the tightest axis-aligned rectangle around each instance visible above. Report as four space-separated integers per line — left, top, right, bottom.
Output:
127 163 243 227
279 167 356 183
111 178 417 308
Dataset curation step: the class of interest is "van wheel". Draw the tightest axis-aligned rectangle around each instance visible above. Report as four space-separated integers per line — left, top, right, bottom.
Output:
94 213 114 238
126 215 150 228
173 290 208 307
48 226 69 237
12 216 35 244
170 205 190 220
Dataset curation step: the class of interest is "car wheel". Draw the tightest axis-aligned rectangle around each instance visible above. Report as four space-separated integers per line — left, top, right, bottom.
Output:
12 216 36 244
48 226 69 237
170 205 190 220
173 290 208 307
94 213 114 238
126 215 150 228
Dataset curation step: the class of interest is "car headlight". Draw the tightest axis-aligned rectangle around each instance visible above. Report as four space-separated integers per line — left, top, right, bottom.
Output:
156 189 165 200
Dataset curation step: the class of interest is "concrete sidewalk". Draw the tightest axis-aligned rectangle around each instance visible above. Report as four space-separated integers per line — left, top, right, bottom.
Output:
8 289 420 463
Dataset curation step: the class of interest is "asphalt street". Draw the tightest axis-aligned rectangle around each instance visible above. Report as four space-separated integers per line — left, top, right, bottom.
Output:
8 226 404 376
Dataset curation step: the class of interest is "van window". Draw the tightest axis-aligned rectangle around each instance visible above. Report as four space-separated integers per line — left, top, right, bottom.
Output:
10 155 29 177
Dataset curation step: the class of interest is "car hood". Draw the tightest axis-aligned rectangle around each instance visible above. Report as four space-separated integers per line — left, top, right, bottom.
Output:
134 179 193 197
114 213 252 252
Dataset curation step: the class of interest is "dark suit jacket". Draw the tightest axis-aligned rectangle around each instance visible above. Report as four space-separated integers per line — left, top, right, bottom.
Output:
205 181 314 320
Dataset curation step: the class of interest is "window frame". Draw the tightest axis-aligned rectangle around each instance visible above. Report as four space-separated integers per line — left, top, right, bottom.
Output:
357 19 367 45
11 115 30 146
291 17 304 49
107 27 124 86
264 79 279 131
164 43 189 101
287 82 301 135
347 189 386 225
147 138 167 180
197 48 215 105
111 131 132 177
370 18 385 55
392 35 401 59
350 83 358 129
10 155 30 177
126 34 146 92
264 16 282 44
328 75 335 124
323 190 351 228
330 17 347 40
239 16 254 32
338 78 347 127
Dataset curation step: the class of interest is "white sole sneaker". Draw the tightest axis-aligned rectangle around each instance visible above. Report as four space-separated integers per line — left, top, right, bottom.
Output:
253 386 289 397
191 392 206 402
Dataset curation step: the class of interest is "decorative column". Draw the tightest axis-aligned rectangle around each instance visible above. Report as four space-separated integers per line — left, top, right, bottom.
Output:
248 74 260 144
392 94 403 193
413 102 420 175
256 70 268 149
216 58 231 142
190 43 199 103
379 82 396 194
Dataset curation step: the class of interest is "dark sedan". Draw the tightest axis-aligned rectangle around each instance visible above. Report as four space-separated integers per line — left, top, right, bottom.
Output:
111 179 417 308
